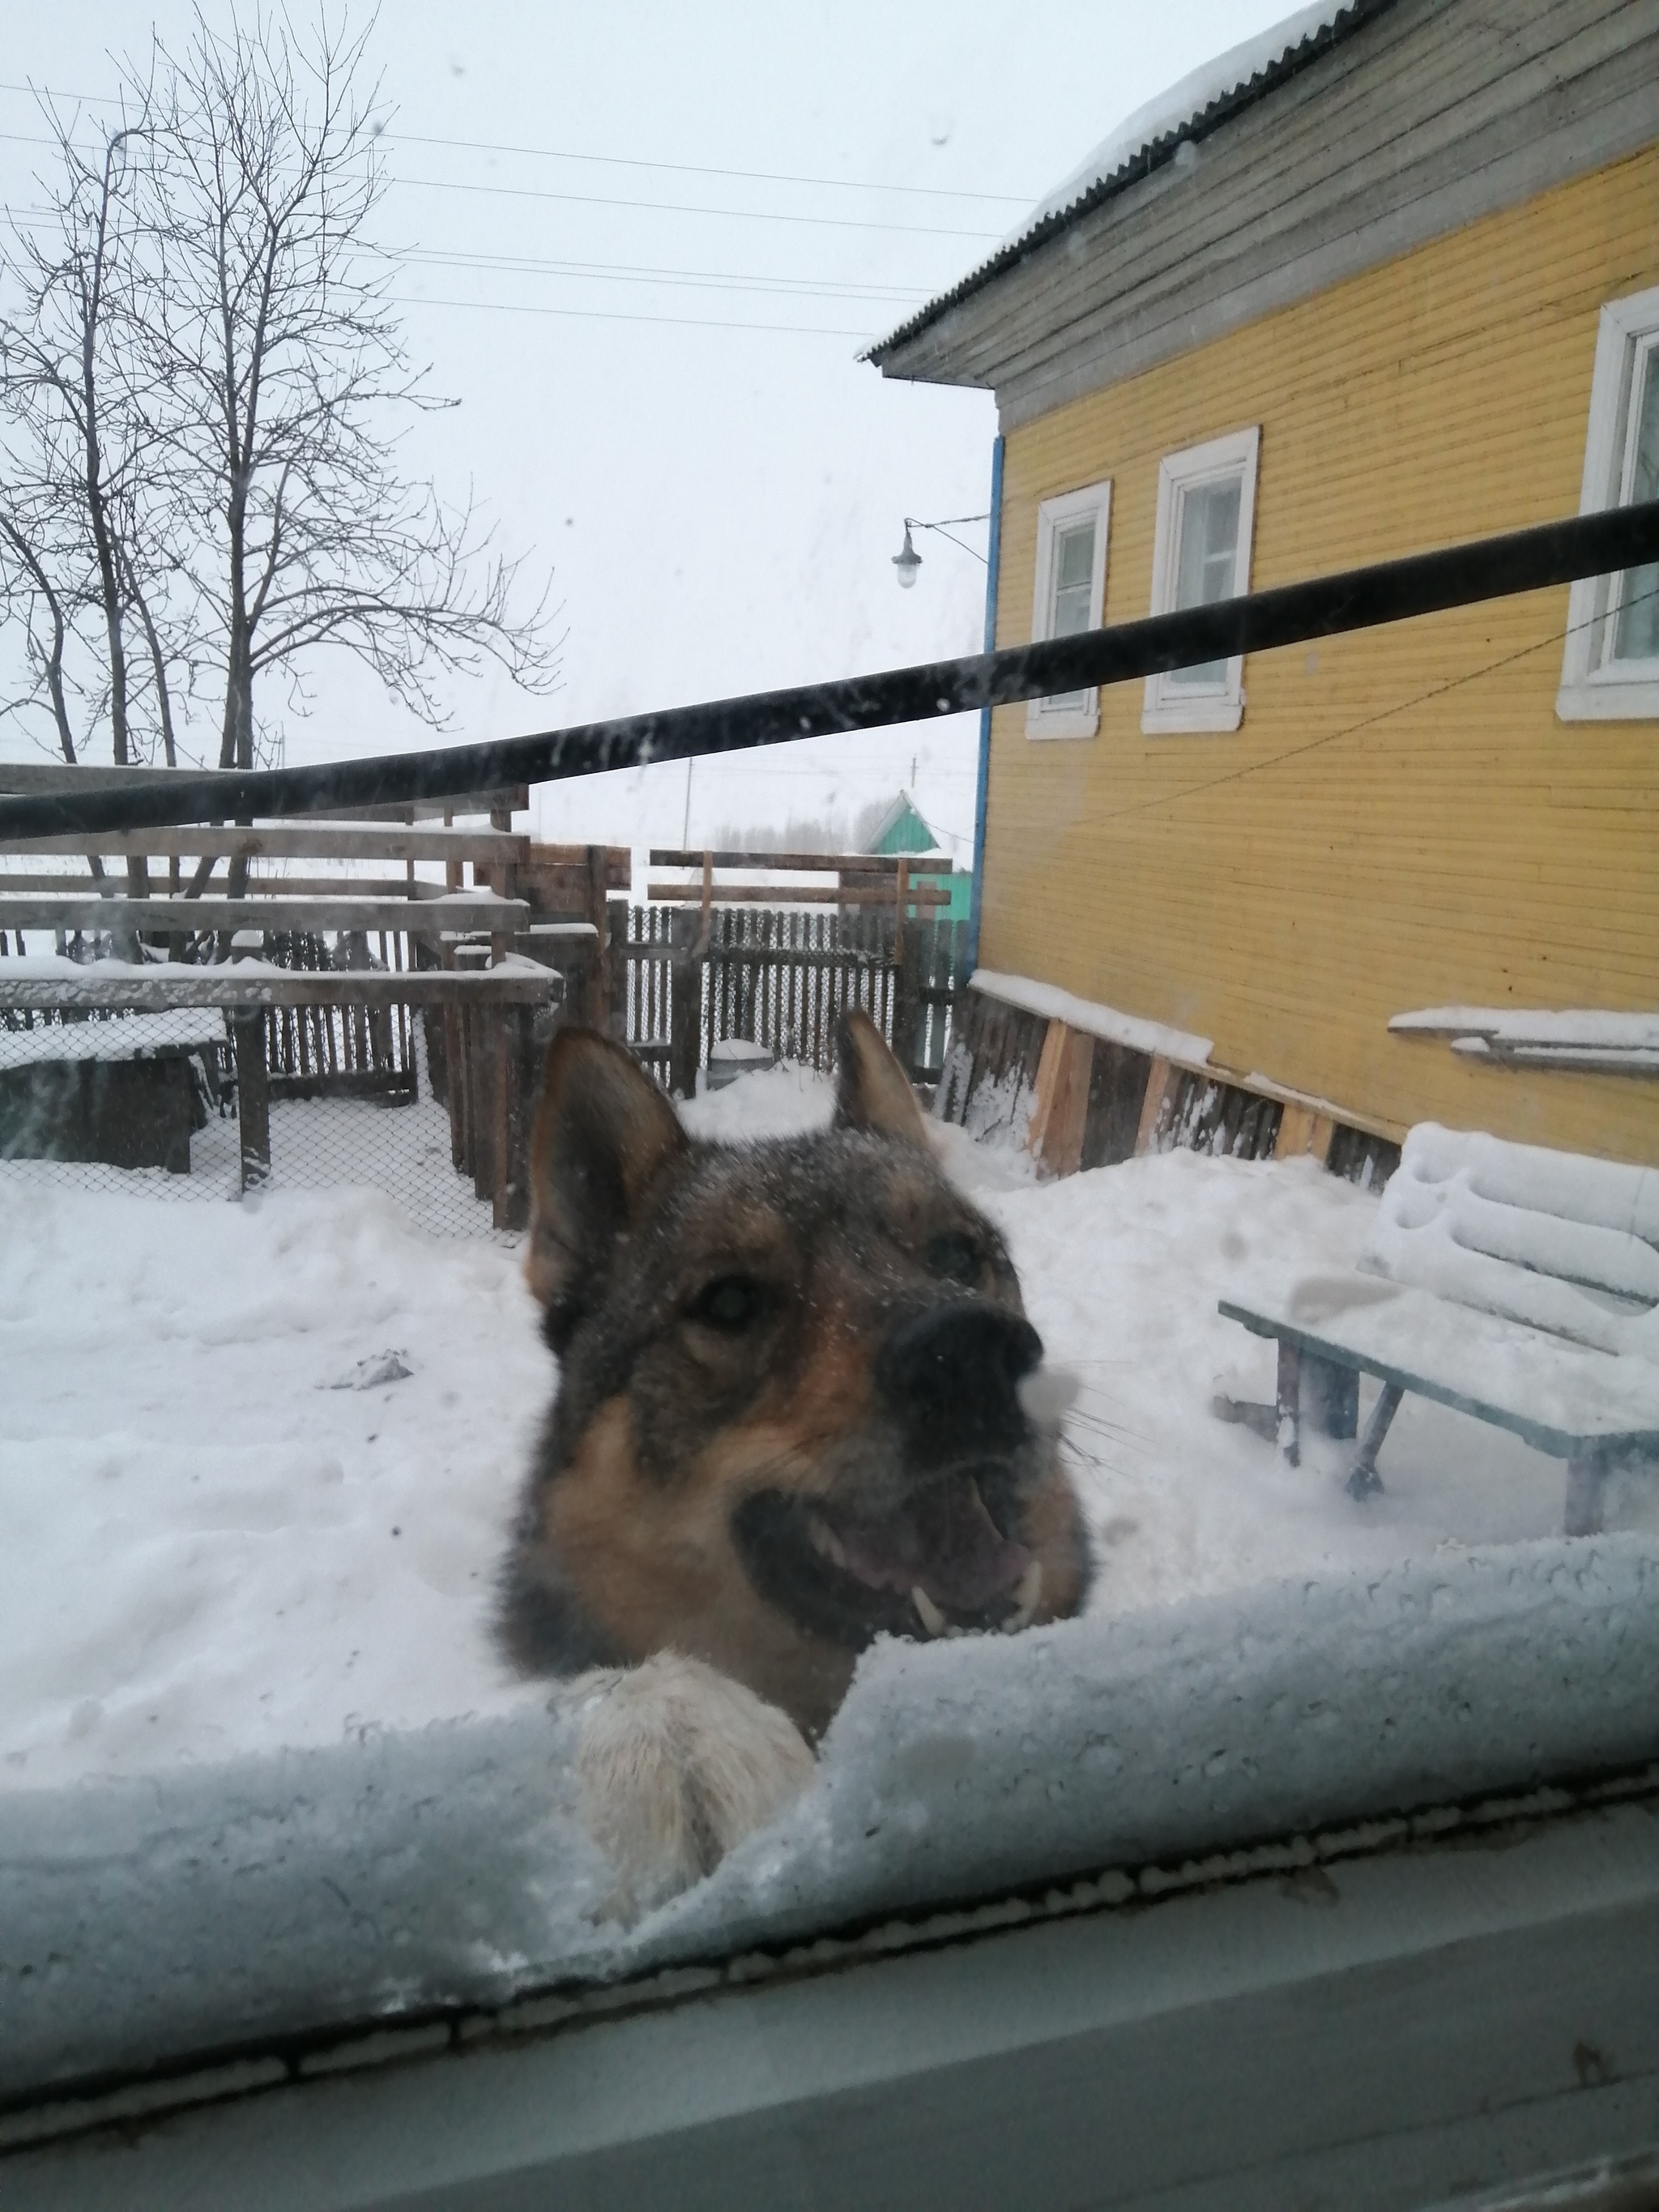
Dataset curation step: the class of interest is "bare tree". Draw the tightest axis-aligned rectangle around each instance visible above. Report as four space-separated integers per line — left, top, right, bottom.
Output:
0 8 560 844
141 9 558 795
0 104 173 893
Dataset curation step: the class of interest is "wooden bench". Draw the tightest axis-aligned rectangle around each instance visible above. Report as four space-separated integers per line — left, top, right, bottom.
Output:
1218 1123 1659 1535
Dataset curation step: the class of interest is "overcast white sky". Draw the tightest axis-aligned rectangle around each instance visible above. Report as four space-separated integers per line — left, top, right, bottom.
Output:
0 2 1302 860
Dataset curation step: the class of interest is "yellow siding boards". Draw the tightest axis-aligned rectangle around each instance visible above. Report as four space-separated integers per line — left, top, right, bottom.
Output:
982 148 1659 1167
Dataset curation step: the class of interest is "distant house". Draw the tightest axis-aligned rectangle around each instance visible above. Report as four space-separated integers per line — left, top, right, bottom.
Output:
868 0 1659 1172
863 792 971 923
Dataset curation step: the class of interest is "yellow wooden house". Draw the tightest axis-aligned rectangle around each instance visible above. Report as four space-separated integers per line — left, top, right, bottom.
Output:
869 0 1659 1173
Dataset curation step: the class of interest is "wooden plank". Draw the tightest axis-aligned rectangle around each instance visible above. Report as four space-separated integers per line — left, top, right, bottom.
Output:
1079 1037 1153 1171
1034 1025 1094 1176
229 1012 271 1191
1134 1057 1183 1155
1025 1019 1068 1158
668 910 702 1101
3 826 529 864
0 760 528 821
302 788 528 823
1275 1104 1337 1163
646 883 948 907
528 841 630 889
0 894 528 937
0 971 561 1012
0 871 508 900
650 849 919 873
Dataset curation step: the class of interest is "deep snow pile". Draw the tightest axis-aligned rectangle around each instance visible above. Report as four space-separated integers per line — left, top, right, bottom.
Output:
3 1059 1650 1796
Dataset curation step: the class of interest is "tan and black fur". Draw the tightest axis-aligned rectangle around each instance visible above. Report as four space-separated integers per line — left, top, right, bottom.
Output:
500 1012 1090 1907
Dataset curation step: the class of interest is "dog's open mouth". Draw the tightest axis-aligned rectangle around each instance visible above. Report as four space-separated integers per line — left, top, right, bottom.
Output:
733 1471 1043 1646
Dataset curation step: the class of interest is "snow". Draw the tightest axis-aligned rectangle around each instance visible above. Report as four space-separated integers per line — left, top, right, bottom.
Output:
1353 1122 1659 1371
970 968 1213 1066
0 1009 224 1066
1390 1007 1659 1051
1388 1122 1659 1248
1003 2 1348 248
7 1533 1658 2099
2 953 299 984
4 1061 1659 2091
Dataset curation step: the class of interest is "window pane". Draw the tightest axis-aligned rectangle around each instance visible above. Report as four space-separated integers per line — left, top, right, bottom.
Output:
1051 519 1097 638
1612 346 1659 662
1167 474 1242 686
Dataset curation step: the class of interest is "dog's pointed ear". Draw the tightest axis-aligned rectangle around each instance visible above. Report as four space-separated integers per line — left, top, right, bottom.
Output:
833 1010 928 1148
526 1029 688 1338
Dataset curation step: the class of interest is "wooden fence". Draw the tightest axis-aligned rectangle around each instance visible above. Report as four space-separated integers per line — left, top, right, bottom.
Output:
612 904 968 1098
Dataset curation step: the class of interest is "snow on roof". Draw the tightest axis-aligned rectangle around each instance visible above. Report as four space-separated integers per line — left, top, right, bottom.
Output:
867 0 1384 365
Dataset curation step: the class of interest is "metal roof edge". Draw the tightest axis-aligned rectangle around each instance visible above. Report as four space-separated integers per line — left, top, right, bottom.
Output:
864 0 1400 373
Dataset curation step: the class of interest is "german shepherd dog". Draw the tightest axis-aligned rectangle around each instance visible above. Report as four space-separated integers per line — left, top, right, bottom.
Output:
499 1012 1091 1915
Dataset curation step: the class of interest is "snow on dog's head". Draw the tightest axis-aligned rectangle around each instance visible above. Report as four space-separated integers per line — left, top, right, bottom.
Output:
499 1014 1092 1739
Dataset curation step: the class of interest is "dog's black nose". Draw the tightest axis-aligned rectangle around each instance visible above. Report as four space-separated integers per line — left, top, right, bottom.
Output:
875 1302 1043 1460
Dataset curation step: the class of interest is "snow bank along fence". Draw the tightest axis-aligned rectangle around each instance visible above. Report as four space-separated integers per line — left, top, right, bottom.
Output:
625 848 965 1097
937 974 1404 1191
0 774 636 1232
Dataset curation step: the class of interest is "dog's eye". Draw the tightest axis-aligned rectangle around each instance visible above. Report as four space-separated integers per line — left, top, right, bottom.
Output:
926 1232 981 1285
690 1275 767 1332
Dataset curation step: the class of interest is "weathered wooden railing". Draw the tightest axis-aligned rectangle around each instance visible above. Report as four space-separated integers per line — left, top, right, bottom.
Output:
0 774 634 1223
614 896 968 1100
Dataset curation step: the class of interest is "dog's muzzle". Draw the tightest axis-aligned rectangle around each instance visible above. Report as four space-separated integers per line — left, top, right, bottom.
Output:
874 1302 1043 1466
731 1299 1055 1650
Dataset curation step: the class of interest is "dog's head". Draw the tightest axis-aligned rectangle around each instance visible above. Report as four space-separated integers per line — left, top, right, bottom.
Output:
501 1014 1092 1737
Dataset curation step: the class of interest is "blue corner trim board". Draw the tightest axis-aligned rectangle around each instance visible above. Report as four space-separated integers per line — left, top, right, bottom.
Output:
967 434 1004 975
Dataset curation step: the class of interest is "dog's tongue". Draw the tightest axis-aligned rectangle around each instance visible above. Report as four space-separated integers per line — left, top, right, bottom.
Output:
837 1478 1030 1615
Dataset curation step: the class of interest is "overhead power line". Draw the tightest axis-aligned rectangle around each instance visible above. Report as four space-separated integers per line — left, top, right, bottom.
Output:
395 293 876 338
389 172 1003 238
0 126 1002 238
399 246 935 303
382 127 1033 206
5 501 1655 839
0 92 1034 205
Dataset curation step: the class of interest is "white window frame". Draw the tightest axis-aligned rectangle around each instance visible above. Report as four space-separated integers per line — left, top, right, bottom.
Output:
1141 425 1260 735
1025 478 1111 741
1558 282 1659 720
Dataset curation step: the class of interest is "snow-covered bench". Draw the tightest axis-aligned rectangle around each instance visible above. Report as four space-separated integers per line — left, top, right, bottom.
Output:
1219 1125 1659 1535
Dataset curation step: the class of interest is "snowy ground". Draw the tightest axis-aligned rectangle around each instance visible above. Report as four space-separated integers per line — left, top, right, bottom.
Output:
2 1060 1647 1796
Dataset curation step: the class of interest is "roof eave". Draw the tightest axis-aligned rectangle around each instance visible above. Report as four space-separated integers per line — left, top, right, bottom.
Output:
864 0 1397 380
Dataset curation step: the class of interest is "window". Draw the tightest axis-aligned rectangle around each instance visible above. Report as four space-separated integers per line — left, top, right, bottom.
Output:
1141 425 1260 734
1558 283 1659 719
1026 479 1111 738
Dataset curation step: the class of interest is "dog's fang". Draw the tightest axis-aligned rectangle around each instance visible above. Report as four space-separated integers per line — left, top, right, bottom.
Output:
808 1515 849 1570
1005 1561 1044 1633
912 1586 946 1637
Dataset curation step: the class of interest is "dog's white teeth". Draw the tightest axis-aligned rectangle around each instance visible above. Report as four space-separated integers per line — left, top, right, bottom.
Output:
912 1586 947 1638
808 1517 848 1569
1005 1561 1044 1633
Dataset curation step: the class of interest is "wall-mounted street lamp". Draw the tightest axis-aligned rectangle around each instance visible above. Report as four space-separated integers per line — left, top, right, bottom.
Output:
891 513 990 588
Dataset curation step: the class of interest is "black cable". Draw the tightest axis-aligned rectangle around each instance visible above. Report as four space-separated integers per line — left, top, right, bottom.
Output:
2 501 1655 840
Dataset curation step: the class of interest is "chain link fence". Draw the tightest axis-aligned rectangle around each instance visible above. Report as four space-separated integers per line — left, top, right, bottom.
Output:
0 941 552 1240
